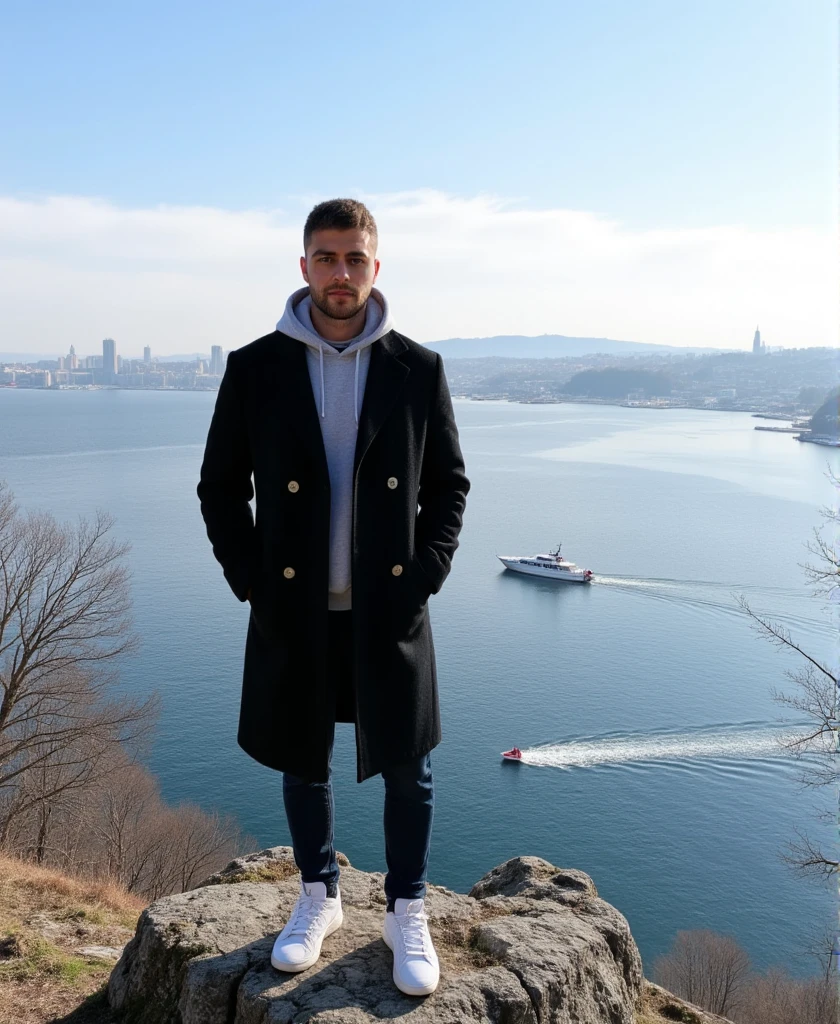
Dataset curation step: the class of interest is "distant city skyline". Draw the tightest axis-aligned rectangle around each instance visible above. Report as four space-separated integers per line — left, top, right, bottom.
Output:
0 326 829 368
2 338 831 429
0 326 813 367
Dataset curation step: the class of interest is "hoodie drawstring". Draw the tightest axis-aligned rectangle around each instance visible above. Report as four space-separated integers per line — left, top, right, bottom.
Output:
319 345 325 418
318 344 360 426
354 350 360 426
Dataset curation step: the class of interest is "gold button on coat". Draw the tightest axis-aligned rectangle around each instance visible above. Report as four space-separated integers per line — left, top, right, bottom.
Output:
283 567 295 579
391 564 403 576
387 476 398 489
287 480 299 493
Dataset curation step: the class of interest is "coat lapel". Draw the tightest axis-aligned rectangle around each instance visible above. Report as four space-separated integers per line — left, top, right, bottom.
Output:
266 332 330 480
263 329 410 480
354 331 410 475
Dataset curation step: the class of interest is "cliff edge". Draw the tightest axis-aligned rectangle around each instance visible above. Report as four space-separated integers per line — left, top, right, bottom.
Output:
108 847 732 1024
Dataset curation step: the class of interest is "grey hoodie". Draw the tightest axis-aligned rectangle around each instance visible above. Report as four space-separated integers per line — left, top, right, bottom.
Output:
276 286 394 610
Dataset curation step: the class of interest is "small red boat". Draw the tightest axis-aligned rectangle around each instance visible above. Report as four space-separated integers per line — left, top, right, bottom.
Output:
501 747 523 762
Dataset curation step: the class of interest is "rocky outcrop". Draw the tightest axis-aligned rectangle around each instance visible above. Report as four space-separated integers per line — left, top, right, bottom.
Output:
107 847 719 1024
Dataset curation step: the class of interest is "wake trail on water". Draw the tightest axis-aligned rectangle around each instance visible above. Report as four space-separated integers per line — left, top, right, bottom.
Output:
595 573 795 596
591 574 829 638
520 722 812 770
0 443 206 462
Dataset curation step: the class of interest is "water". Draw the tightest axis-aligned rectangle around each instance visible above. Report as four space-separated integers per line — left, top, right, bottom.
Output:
1 388 836 978
519 722 808 769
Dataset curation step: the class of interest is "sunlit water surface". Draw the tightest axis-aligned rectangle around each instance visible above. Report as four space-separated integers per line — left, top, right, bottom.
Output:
2 389 837 977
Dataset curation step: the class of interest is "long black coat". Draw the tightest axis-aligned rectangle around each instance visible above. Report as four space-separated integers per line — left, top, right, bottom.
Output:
197 329 469 782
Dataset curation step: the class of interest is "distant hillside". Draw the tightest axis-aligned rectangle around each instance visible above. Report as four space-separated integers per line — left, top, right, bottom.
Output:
563 367 673 398
809 387 840 435
0 352 57 363
424 334 721 359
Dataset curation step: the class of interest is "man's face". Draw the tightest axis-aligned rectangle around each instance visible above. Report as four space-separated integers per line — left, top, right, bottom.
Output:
301 229 380 321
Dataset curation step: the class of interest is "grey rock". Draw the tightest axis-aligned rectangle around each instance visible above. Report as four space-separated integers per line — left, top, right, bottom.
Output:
109 847 644 1023
197 847 301 888
78 945 124 960
641 981 737 1024
27 911 64 940
109 880 287 1022
469 856 596 904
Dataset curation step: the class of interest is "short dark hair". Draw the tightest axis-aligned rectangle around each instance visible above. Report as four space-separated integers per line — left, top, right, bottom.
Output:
303 198 378 252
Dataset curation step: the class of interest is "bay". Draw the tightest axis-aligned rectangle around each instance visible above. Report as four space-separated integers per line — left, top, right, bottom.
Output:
1 387 836 978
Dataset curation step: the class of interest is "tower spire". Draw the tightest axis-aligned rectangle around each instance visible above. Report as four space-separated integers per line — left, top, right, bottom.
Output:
752 326 762 355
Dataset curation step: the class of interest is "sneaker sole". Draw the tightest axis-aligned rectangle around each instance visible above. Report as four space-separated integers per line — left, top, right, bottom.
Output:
271 907 344 973
381 926 439 996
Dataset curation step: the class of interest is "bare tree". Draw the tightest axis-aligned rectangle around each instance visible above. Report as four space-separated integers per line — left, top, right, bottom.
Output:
168 803 245 893
0 482 250 897
67 758 246 898
735 466 839 881
653 929 752 1017
96 760 160 886
0 481 157 845
2 741 249 898
656 930 838 1024
738 966 838 1024
802 470 840 596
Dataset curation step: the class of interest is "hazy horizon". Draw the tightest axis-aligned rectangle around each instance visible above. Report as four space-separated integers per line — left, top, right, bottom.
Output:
5 333 832 366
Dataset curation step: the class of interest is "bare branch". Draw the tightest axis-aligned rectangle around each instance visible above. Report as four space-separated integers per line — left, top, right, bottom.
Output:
781 827 840 883
735 595 835 684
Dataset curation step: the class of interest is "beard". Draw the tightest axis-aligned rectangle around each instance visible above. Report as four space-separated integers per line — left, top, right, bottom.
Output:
310 284 369 322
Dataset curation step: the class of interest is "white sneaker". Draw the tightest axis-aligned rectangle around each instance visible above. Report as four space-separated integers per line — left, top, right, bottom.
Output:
271 880 343 973
382 898 440 996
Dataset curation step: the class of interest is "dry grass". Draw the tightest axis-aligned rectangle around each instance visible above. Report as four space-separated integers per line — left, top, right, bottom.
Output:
431 901 515 970
0 854 145 921
637 980 727 1024
0 853 146 1024
214 860 299 886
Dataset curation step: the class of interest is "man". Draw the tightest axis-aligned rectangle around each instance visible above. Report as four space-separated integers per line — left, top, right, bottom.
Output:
197 198 469 997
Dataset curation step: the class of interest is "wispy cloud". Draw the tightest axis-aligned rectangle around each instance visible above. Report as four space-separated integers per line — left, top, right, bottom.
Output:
0 191 833 356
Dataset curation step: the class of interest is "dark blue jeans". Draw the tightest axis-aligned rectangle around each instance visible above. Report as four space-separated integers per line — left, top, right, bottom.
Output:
283 751 434 904
282 613 435 905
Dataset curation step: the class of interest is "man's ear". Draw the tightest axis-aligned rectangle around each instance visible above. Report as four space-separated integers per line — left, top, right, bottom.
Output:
299 255 309 283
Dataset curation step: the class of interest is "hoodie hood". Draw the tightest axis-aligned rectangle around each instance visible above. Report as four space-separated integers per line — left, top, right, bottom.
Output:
276 287 393 424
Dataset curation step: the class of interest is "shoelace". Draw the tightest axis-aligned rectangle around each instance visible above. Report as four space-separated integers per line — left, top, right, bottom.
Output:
287 895 332 938
397 908 431 957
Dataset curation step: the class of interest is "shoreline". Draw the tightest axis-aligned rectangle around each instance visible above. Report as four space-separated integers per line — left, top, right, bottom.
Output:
3 387 833 442
454 394 813 418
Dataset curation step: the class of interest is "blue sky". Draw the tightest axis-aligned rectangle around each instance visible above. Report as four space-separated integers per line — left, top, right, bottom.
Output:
0 0 835 353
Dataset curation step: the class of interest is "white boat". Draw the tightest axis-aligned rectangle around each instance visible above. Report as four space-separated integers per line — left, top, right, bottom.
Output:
498 544 593 583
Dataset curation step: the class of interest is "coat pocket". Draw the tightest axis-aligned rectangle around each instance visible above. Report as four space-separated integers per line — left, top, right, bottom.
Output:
248 573 275 641
388 559 430 638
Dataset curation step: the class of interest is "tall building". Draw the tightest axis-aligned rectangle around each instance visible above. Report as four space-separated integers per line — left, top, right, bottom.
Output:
143 345 151 364
68 345 78 370
210 345 224 375
752 327 763 355
102 338 118 382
